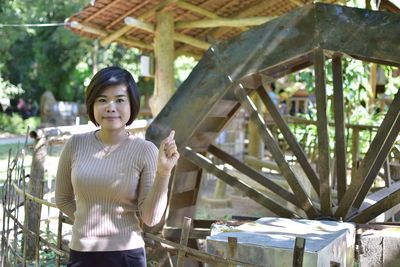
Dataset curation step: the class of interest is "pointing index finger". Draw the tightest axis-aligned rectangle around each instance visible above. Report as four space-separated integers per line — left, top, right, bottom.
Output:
168 130 175 140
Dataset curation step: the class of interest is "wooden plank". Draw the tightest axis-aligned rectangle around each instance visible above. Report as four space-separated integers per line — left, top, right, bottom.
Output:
314 48 331 216
163 227 210 240
208 144 301 208
228 237 238 267
177 217 192 267
348 181 400 223
316 3 400 66
182 147 300 218
234 86 318 218
208 100 240 117
256 85 320 196
292 237 306 267
335 89 400 218
332 54 347 203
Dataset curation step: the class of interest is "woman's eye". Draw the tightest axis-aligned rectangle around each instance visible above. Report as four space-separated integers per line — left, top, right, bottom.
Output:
97 98 106 103
117 99 125 103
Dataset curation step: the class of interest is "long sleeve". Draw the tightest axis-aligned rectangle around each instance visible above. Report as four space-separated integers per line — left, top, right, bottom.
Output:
138 143 170 227
55 137 76 221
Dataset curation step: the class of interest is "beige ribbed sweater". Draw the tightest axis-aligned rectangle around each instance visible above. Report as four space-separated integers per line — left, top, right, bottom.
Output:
55 131 169 252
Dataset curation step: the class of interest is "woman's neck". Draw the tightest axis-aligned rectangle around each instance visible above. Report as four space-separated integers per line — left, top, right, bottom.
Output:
98 129 128 145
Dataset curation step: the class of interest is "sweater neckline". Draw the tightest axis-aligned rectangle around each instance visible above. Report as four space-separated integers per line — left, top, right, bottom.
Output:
92 130 133 158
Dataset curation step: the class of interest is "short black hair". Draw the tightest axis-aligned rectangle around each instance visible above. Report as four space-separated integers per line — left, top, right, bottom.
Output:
85 66 140 126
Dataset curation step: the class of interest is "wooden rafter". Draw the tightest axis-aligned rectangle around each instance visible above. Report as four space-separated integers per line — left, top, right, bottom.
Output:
100 0 180 46
256 85 320 196
69 21 153 50
234 85 319 219
175 0 220 19
182 146 300 218
288 0 304 7
124 16 211 50
105 0 149 30
83 0 123 23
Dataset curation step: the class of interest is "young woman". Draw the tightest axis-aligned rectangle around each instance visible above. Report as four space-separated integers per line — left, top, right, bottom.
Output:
56 66 179 267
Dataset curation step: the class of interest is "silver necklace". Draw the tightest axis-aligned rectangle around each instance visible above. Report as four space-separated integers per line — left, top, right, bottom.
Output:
95 131 130 158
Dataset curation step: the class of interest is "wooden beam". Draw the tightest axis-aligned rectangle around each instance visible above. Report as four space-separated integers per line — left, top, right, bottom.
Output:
208 144 301 208
69 21 153 50
256 85 320 196
335 89 400 218
105 1 149 30
100 0 179 46
314 48 331 216
124 16 211 51
234 85 318 219
182 147 300 218
173 32 211 50
83 0 123 23
124 17 155 32
348 181 400 223
176 0 219 19
288 0 304 7
175 17 275 29
332 54 347 203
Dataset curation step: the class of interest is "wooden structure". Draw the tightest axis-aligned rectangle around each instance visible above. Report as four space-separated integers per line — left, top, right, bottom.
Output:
66 0 341 115
145 2 400 230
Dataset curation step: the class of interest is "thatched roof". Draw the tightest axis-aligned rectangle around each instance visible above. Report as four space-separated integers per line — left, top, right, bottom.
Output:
65 0 341 58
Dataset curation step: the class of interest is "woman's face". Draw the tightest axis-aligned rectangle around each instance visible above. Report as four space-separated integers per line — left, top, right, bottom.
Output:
93 84 131 131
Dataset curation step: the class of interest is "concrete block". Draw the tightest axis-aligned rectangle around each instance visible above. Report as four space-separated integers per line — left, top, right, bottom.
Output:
206 217 355 267
359 229 400 267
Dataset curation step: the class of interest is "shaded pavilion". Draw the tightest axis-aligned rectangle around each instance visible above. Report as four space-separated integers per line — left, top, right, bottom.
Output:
66 0 341 115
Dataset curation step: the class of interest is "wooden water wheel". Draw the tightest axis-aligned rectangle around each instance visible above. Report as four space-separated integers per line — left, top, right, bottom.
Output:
146 3 400 230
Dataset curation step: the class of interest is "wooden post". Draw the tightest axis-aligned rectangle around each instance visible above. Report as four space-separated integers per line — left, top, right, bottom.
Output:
292 237 306 267
23 131 46 260
228 237 238 267
176 217 192 267
149 10 175 117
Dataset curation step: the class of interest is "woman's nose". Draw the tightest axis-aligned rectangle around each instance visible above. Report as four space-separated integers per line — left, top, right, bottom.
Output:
106 101 116 112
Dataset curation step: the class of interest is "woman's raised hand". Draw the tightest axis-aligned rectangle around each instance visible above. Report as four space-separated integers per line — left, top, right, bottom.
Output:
157 130 180 176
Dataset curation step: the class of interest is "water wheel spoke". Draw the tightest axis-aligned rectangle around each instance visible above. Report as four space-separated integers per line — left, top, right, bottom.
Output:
182 146 300 218
234 85 319 218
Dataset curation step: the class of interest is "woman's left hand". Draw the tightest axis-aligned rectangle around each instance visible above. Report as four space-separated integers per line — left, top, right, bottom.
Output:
157 130 180 176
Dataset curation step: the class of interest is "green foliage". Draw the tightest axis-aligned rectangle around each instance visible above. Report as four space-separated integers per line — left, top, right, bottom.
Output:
0 113 40 134
0 75 24 98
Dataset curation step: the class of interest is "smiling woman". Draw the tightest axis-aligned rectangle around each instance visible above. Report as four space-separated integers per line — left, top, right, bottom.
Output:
55 66 179 267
